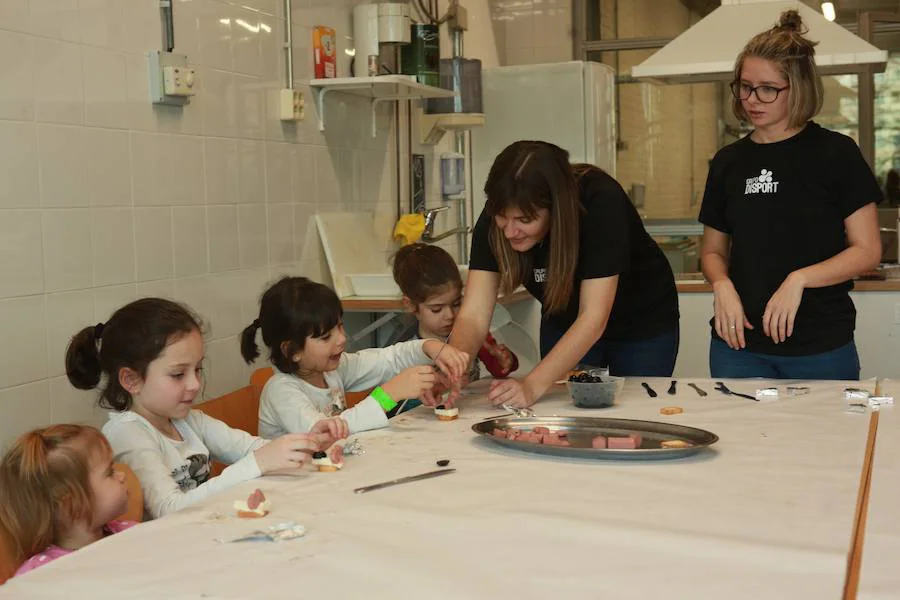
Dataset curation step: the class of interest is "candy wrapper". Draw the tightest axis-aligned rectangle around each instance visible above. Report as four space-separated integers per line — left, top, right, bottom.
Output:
785 386 809 396
868 396 894 409
343 438 365 456
222 522 306 543
501 403 534 418
755 387 779 401
844 388 871 401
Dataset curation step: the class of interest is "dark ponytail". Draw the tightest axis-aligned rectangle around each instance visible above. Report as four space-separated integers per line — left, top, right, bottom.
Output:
65 326 103 391
240 319 262 364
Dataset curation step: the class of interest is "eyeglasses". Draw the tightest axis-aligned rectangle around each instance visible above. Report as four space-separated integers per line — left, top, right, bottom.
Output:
730 81 789 104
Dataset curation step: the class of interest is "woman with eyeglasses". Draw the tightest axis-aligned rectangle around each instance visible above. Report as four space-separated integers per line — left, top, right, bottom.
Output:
698 9 881 380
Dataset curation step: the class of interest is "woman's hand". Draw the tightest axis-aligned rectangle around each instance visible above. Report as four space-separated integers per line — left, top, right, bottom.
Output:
712 279 753 349
418 371 468 408
486 378 537 408
423 339 470 382
762 272 805 343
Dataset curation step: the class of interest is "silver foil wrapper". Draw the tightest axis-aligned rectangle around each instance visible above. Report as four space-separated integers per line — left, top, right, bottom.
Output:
343 438 365 456
844 388 871 401
755 387 779 401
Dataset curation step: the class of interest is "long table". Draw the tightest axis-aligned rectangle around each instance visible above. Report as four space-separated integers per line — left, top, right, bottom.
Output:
859 379 900 599
0 378 889 599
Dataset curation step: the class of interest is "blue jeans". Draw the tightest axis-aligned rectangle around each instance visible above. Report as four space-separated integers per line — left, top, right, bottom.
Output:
540 321 680 377
709 338 860 380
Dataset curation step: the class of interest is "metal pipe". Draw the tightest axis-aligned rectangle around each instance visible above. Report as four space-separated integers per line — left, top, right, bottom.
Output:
580 36 672 52
450 26 468 263
452 28 463 58
283 0 293 89
159 0 174 52
396 46 403 221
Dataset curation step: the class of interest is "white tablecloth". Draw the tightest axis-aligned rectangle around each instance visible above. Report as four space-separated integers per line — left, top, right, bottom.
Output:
859 379 900 600
0 378 883 599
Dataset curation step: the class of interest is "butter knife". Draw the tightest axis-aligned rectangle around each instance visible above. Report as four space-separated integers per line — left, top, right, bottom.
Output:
354 468 456 494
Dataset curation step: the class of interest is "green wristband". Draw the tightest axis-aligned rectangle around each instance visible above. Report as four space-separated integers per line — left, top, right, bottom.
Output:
371 386 397 412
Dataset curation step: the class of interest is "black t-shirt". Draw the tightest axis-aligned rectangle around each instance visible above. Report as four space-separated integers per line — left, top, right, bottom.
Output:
469 169 679 341
698 122 879 356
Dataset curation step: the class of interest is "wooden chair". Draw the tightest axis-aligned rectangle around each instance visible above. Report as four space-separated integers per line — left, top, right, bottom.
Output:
195 385 259 476
0 525 14 585
250 367 274 404
115 463 144 523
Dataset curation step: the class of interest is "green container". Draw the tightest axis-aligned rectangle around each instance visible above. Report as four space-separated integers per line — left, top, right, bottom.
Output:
402 23 439 87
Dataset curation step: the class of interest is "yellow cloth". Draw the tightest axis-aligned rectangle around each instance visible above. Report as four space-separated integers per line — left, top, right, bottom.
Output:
393 213 425 246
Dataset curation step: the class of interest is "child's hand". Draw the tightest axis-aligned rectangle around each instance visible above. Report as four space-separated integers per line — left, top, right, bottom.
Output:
381 366 437 403
419 371 465 408
310 416 349 443
493 343 516 374
254 432 330 473
422 340 470 382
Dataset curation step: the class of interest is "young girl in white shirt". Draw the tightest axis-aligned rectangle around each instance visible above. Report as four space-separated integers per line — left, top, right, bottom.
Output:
65 298 338 520
240 276 469 439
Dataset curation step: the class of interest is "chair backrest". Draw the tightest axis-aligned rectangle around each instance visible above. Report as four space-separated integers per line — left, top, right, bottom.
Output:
196 385 259 436
195 385 259 476
115 463 144 523
0 524 15 585
250 367 274 405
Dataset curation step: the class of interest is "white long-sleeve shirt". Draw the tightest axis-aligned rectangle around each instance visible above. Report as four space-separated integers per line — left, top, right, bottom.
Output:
103 410 267 520
258 339 431 439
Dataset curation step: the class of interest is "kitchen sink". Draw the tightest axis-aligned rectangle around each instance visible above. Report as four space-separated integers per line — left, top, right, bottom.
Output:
348 266 469 298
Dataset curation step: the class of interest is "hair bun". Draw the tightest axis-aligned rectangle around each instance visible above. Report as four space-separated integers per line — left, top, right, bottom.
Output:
777 9 805 33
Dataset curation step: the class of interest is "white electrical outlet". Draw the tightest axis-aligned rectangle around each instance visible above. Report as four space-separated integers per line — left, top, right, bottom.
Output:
279 88 304 121
148 51 194 106
162 65 196 97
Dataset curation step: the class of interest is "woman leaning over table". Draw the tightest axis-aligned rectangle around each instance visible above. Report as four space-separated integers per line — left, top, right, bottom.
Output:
699 10 881 380
426 140 679 409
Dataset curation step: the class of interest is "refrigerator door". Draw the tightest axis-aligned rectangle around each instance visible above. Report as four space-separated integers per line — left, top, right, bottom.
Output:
582 61 617 174
471 61 616 219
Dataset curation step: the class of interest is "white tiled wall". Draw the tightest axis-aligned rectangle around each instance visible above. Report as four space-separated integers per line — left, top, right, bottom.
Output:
0 0 402 447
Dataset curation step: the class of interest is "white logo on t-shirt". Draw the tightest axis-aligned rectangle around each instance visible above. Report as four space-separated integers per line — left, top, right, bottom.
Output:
744 169 779 194
533 268 547 283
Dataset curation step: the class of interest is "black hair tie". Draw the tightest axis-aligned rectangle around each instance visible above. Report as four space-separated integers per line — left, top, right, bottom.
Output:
94 322 105 339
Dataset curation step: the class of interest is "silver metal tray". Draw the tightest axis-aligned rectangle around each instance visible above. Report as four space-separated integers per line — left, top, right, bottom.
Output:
472 416 719 461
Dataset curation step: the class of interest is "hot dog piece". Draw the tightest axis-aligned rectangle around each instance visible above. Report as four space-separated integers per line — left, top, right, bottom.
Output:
591 436 608 449
608 434 642 450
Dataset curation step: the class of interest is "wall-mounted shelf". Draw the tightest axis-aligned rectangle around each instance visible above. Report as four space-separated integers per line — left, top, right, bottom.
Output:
418 110 485 145
309 75 457 137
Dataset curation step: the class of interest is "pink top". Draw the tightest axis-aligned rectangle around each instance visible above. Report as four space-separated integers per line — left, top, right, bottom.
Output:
14 520 137 577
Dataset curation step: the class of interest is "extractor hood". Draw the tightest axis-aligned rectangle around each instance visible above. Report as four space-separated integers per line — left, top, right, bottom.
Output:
632 0 888 84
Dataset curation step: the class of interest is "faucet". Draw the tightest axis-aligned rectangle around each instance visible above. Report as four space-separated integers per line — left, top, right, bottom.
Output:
421 206 472 243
